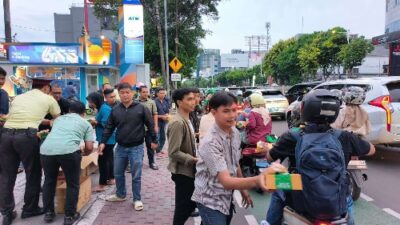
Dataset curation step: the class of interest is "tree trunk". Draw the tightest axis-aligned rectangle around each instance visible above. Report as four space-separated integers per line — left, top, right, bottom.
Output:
3 0 12 42
154 0 167 88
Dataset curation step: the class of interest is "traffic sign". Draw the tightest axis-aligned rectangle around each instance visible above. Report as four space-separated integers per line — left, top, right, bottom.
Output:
169 57 183 73
171 73 182 82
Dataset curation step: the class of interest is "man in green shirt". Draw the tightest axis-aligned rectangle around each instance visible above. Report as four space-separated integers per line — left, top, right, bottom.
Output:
0 78 61 225
138 85 159 170
40 100 94 225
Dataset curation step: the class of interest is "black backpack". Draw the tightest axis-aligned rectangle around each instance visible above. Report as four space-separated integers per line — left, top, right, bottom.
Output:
290 129 348 220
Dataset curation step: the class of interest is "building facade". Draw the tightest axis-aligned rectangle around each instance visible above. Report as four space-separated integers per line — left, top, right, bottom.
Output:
386 0 400 33
54 6 116 43
197 49 221 78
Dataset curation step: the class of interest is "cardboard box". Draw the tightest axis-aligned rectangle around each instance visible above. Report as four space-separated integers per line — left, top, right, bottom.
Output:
55 152 98 214
264 173 303 190
55 176 91 214
57 152 99 184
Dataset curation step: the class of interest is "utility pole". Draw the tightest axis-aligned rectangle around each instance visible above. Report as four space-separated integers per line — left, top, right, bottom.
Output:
3 0 12 42
164 0 170 96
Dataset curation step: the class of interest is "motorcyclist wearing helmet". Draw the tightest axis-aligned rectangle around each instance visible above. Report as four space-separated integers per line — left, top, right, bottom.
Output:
331 86 371 137
263 89 376 225
240 93 272 145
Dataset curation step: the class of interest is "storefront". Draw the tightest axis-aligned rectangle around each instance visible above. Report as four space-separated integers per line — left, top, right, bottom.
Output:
0 38 119 103
372 31 400 76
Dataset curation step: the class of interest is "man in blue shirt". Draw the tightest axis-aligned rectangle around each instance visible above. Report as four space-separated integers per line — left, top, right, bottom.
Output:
155 88 170 156
0 67 9 118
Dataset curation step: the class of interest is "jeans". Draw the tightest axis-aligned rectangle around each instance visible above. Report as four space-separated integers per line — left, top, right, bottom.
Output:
157 122 167 153
0 128 42 215
266 191 355 225
171 174 196 225
41 151 81 217
145 131 155 165
98 144 115 185
266 191 286 225
197 203 234 225
114 144 144 201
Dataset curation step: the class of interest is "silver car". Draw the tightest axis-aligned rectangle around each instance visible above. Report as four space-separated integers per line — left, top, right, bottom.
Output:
312 77 400 145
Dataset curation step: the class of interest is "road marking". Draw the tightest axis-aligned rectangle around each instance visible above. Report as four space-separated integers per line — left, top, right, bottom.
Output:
383 208 400 220
360 193 374 202
245 215 260 225
234 190 244 208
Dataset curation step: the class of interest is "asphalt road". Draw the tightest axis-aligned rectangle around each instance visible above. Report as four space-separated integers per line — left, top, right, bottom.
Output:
271 119 400 219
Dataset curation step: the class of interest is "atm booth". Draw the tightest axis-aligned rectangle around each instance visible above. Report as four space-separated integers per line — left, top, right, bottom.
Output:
0 38 119 103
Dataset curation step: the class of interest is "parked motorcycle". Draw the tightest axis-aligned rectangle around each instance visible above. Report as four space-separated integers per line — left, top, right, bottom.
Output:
282 206 348 225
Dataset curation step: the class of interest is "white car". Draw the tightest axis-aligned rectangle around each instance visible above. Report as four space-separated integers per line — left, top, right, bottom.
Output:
312 77 400 146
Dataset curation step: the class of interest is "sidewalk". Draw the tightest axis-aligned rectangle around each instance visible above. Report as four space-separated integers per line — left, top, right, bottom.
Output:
5 146 257 225
92 153 194 225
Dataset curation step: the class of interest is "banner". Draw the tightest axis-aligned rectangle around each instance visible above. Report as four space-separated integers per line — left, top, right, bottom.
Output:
8 45 79 64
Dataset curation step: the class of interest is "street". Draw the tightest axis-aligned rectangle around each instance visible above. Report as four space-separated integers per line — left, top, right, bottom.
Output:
4 119 400 225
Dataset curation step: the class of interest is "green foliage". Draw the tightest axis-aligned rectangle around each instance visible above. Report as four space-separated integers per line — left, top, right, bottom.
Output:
92 0 221 84
262 26 372 84
214 65 265 86
338 37 374 74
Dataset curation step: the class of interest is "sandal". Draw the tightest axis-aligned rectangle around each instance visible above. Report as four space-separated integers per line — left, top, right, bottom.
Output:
134 201 144 211
107 179 115 185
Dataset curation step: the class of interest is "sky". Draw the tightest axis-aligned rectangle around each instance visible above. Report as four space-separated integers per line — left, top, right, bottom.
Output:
0 0 386 53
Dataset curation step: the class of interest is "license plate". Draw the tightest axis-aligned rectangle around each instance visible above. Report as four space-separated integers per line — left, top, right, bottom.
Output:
269 107 279 112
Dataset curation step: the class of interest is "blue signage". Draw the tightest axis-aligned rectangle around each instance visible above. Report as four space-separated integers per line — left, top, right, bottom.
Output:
8 45 80 64
123 0 141 5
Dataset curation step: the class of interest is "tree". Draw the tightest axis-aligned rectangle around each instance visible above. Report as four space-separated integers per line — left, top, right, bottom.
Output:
338 37 374 75
298 44 320 81
92 0 221 88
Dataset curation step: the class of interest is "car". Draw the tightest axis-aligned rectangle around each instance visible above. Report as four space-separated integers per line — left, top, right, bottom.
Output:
285 81 323 104
311 77 400 146
246 88 289 119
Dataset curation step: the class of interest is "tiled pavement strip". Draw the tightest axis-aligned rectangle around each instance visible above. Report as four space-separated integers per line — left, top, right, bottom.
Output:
3 144 258 225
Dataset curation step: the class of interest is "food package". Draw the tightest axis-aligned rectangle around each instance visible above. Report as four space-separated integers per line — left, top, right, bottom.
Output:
264 173 303 190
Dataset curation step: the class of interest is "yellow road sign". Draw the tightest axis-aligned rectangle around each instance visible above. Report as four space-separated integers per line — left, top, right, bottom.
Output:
169 57 183 73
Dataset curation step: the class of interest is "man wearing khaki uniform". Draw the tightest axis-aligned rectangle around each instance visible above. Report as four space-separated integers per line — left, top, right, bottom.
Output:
0 79 61 225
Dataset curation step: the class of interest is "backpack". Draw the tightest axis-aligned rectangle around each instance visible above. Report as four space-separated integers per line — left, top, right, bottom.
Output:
289 129 348 220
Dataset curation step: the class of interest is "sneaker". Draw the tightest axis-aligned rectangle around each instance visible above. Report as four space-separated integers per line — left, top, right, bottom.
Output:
2 211 17 225
44 211 56 223
133 201 144 211
105 194 127 202
63 213 80 225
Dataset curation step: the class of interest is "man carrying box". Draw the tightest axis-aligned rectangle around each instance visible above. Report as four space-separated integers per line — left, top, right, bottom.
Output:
40 100 94 225
191 91 286 225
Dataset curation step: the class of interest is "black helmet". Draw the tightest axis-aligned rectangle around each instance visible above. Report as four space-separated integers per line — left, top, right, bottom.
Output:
301 89 341 124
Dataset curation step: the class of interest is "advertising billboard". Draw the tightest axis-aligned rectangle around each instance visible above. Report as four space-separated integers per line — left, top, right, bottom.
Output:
220 54 249 68
8 45 79 64
123 4 144 64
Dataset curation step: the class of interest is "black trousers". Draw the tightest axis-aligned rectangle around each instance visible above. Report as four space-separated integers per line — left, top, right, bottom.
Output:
0 128 42 215
171 174 197 225
98 144 115 185
145 131 155 165
41 151 81 217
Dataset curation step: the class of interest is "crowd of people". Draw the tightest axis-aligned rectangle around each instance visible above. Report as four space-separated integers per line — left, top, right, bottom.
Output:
0 63 377 225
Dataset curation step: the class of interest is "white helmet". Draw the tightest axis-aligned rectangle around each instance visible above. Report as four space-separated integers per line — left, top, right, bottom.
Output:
343 86 366 105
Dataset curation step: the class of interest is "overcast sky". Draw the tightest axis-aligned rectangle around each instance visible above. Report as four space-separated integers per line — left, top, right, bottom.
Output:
0 0 386 53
